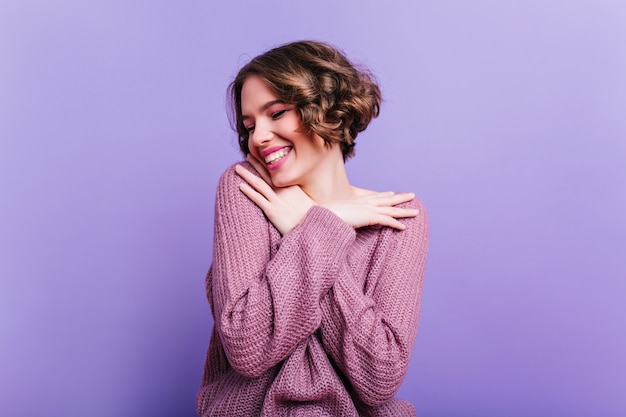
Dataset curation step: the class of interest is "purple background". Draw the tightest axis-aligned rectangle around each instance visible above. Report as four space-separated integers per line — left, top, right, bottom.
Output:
1 1 625 416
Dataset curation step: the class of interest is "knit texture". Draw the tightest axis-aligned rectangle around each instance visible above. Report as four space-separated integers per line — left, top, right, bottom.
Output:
197 162 429 417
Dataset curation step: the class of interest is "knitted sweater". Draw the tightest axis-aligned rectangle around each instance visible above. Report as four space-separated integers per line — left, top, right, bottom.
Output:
197 162 429 417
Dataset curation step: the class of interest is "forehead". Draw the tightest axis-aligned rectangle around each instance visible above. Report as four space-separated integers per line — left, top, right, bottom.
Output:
240 76 278 114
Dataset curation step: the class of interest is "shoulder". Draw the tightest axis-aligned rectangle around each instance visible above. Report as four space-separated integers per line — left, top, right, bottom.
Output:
397 195 425 211
402 195 428 225
215 160 266 201
388 196 429 244
211 162 274 257
352 186 426 217
216 161 258 190
352 187 428 237
214 161 265 219
400 196 427 224
384 196 429 270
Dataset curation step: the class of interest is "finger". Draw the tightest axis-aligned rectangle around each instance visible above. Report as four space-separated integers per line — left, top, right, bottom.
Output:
355 190 395 200
363 191 401 203
246 154 273 186
367 191 395 198
239 182 271 212
235 164 275 199
373 214 407 230
375 192 416 207
378 206 420 218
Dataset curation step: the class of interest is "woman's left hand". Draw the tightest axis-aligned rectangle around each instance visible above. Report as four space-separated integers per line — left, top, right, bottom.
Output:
235 155 314 236
321 191 419 231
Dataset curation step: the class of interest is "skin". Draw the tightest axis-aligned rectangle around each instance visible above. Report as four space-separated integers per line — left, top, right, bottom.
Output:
235 75 419 236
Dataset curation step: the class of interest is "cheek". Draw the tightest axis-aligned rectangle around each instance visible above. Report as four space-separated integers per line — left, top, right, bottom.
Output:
248 146 261 161
246 149 263 167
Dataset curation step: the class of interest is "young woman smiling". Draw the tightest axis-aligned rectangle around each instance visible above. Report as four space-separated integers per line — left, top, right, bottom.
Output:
197 41 429 417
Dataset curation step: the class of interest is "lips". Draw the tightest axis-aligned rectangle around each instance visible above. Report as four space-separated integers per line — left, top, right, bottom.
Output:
260 146 290 158
264 147 291 164
259 146 292 171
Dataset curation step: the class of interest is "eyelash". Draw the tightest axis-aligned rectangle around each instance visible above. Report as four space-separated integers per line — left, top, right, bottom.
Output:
271 110 287 119
244 109 288 133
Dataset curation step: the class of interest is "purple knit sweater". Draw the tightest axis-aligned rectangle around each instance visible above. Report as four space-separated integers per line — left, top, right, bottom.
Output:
197 162 429 417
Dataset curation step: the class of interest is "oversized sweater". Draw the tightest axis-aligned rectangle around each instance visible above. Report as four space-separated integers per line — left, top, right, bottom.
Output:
197 162 429 417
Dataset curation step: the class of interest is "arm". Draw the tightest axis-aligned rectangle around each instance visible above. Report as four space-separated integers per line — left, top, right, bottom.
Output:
319 199 429 406
210 162 356 378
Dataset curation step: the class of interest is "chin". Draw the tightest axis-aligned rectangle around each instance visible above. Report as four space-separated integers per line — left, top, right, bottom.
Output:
270 173 297 188
270 178 292 188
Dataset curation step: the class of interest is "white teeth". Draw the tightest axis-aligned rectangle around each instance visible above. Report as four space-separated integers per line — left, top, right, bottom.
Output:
264 147 290 164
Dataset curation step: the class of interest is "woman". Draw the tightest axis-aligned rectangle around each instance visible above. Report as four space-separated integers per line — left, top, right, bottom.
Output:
197 41 429 417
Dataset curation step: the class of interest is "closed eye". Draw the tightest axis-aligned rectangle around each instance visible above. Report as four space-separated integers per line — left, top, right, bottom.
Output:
244 124 255 133
271 110 287 119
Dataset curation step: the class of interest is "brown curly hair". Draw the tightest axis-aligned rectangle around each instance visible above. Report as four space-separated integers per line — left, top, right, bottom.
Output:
229 40 382 160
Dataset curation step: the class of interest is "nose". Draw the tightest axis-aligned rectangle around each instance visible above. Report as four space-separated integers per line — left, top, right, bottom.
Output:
249 120 273 148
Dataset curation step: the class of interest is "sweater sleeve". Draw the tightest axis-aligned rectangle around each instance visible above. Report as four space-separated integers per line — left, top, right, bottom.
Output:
318 198 429 406
210 162 357 378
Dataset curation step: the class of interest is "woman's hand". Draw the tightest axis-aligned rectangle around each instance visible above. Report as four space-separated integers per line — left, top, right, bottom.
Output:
235 155 314 236
237 154 419 233
321 191 419 230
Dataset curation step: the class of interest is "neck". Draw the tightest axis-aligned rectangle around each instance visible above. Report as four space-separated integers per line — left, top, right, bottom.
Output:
300 148 354 204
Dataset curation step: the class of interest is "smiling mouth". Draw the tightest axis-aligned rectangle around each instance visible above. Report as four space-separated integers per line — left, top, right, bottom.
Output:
264 147 292 165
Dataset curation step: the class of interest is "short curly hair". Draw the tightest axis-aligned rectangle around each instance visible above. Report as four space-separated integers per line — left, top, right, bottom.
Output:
229 40 382 160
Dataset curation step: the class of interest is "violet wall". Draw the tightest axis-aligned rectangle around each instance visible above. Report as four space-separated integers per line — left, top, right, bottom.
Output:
1 1 625 416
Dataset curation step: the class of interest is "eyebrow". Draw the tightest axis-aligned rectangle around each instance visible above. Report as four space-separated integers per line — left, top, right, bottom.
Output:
241 99 286 120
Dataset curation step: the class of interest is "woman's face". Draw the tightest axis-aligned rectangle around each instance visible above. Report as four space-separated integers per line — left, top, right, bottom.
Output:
241 75 335 188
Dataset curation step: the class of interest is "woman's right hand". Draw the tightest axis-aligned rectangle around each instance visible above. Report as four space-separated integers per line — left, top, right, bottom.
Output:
321 191 419 230
235 156 314 236
237 153 419 233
